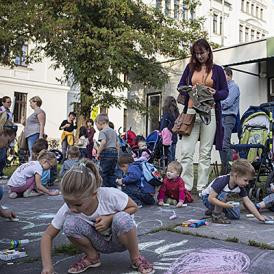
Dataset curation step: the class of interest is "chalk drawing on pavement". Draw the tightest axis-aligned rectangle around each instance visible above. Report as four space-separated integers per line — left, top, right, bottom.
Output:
165 248 250 274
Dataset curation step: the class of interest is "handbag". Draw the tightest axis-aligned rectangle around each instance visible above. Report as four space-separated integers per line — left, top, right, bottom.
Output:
172 112 196 136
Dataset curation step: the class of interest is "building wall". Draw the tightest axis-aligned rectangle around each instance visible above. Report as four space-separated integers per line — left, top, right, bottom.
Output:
0 58 71 139
144 0 274 47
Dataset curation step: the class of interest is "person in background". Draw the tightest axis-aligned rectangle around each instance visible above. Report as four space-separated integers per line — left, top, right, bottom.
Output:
77 125 89 158
95 114 119 187
60 146 80 177
59 112 77 160
86 119 96 159
0 96 13 179
160 96 179 165
117 155 155 207
177 38 228 193
8 150 59 198
219 67 240 175
24 96 46 158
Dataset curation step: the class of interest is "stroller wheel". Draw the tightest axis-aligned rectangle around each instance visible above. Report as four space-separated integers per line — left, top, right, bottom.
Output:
256 188 263 201
248 188 255 199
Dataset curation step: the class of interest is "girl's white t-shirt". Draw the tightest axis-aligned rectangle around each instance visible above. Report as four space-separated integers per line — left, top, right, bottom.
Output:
51 187 129 230
8 161 43 187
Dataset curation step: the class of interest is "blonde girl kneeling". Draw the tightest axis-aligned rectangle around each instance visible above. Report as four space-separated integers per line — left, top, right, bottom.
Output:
40 159 154 274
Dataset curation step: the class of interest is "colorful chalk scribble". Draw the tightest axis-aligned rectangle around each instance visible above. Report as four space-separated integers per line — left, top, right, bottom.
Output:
165 248 250 274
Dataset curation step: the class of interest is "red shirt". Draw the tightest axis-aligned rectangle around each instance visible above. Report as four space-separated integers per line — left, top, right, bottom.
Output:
157 176 186 202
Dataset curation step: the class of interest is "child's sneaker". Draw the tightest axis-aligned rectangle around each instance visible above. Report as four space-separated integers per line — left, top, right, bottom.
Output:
23 190 41 198
9 192 18 199
132 255 155 274
166 198 177 206
212 212 231 224
68 255 101 274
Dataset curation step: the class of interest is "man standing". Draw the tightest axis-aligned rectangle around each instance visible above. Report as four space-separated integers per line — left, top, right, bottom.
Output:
0 96 13 179
220 67 240 175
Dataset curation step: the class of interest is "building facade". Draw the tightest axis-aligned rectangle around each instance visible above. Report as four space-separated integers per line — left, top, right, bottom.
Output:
143 0 274 47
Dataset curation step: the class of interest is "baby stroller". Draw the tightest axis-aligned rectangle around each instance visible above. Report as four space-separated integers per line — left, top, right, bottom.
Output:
146 130 165 168
231 103 273 201
117 127 136 154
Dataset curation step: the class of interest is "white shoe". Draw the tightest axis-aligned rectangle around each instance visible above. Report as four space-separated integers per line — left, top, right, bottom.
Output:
23 190 41 198
9 192 18 199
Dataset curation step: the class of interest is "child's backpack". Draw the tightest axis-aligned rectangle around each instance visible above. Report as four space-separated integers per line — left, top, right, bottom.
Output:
140 161 162 187
161 127 172 146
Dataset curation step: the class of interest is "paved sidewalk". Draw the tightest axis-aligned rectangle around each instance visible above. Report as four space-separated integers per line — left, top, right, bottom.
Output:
1 180 274 273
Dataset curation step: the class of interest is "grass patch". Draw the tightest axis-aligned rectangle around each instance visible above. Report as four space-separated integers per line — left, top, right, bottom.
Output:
225 237 239 243
54 243 81 256
248 240 274 250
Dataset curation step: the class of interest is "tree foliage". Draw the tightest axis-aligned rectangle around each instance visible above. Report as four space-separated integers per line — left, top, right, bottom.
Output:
0 0 206 112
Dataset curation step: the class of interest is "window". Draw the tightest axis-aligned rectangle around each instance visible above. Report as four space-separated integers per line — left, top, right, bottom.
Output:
213 14 218 34
156 0 162 10
251 4 254 15
251 29 255 41
146 93 162 135
174 0 179 19
245 27 249 42
246 1 249 13
257 31 260 40
13 92 27 124
256 6 259 17
182 2 188 20
241 0 245 11
239 25 243 43
260 8 263 20
220 16 223 35
165 0 171 17
15 44 28 67
123 109 128 132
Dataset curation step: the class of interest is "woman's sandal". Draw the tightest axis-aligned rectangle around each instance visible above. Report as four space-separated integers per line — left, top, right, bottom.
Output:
132 255 155 274
212 213 231 224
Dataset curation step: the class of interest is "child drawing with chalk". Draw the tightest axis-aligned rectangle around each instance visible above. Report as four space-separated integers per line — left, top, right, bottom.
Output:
201 159 267 224
40 159 154 274
8 150 59 199
158 161 191 207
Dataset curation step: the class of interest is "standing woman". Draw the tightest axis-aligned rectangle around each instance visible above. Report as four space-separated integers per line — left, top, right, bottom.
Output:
24 96 46 157
160 96 179 164
177 38 228 193
86 119 96 159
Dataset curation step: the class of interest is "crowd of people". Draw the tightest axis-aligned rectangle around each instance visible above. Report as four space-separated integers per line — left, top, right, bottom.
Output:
0 38 273 274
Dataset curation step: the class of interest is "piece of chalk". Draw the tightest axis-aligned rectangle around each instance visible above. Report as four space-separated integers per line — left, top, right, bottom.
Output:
246 214 254 218
182 204 187 207
163 203 170 206
169 214 177 220
265 220 274 224
7 262 14 265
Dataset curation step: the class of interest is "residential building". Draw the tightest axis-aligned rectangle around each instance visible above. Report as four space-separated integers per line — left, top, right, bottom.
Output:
143 0 274 46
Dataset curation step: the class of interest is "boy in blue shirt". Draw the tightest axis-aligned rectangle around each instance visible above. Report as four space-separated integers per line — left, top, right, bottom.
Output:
117 155 155 206
201 159 267 224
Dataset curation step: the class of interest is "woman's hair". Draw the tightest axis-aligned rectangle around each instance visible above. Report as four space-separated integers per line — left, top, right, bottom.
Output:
0 120 17 136
189 38 213 73
61 159 102 198
67 146 80 159
163 96 179 119
109 121 114 129
37 150 57 165
2 96 11 103
79 126 88 138
231 159 255 178
30 96 42 107
118 154 134 166
167 161 183 176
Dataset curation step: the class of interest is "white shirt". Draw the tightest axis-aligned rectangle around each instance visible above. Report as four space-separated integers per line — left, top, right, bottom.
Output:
52 187 129 230
8 161 43 187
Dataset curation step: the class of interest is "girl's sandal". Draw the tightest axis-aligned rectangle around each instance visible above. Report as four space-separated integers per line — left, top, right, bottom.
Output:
132 255 155 274
68 255 101 274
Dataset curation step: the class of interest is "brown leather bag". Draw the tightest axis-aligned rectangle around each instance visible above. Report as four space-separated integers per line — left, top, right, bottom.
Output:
172 113 196 136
